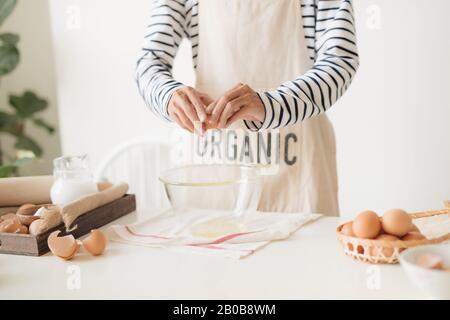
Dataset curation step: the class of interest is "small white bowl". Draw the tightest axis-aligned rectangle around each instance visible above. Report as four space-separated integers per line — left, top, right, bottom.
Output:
399 243 450 299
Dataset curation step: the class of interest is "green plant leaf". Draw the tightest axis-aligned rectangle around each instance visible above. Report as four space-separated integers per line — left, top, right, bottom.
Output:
14 135 42 157
0 157 33 178
32 117 55 134
0 42 19 75
0 111 21 136
0 32 19 45
0 0 17 26
0 164 16 177
9 91 48 118
0 110 17 127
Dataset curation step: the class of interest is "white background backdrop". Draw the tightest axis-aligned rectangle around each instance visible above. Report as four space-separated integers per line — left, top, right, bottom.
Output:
22 0 447 218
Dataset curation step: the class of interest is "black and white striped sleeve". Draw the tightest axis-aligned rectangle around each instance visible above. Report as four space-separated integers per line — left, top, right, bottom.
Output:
135 0 194 122
245 0 360 131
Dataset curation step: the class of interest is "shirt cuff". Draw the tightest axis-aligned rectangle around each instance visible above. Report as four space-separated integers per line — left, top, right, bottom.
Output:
161 83 186 122
244 91 276 131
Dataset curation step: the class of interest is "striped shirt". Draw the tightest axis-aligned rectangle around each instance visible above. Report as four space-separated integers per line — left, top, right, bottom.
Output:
136 0 359 130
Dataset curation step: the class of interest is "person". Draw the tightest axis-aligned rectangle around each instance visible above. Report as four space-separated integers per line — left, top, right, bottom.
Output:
136 0 359 216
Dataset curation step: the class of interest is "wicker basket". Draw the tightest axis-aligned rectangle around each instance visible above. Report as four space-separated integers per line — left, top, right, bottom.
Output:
336 207 450 264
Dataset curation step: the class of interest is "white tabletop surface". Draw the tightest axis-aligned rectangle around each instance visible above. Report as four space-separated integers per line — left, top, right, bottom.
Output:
0 211 425 300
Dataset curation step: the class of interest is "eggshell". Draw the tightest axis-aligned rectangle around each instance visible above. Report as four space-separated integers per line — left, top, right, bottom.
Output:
33 207 46 217
369 234 399 257
47 231 79 260
0 213 18 223
17 214 40 226
340 222 355 237
0 217 22 234
416 253 444 270
402 231 426 241
381 209 412 237
352 210 381 239
18 225 29 234
410 224 420 232
29 219 44 236
82 229 107 256
16 204 40 216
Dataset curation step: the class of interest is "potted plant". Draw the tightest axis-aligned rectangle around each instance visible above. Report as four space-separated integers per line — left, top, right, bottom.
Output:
0 0 55 177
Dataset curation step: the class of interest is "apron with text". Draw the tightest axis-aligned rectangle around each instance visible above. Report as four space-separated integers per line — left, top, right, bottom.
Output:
194 0 339 216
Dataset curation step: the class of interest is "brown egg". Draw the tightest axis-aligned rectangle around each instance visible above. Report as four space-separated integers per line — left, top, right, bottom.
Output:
402 231 426 241
369 234 399 257
381 209 412 237
416 253 444 270
82 229 107 256
18 225 29 234
47 231 79 260
352 210 381 239
16 204 40 216
0 218 22 233
0 213 18 223
340 222 355 237
17 214 40 226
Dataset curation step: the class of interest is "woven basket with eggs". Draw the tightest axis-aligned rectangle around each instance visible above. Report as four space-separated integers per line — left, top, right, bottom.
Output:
337 202 450 264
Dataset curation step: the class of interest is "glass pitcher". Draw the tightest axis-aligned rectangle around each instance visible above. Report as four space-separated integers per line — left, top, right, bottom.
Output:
50 155 98 205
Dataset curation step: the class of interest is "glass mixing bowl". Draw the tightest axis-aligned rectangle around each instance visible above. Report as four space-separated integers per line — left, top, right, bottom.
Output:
159 164 262 215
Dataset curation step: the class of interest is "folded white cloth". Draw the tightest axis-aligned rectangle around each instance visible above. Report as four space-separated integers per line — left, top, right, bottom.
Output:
109 209 321 259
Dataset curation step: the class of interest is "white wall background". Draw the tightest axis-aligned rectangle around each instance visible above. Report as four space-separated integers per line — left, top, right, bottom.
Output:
0 0 61 175
47 0 450 218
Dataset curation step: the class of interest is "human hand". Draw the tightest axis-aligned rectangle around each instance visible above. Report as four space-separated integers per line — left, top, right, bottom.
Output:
168 87 213 134
206 83 265 129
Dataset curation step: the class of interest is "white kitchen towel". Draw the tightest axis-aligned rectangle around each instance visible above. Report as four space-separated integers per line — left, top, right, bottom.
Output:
109 209 321 259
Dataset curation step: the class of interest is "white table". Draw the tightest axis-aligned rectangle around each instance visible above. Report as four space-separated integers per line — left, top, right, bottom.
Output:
0 212 424 299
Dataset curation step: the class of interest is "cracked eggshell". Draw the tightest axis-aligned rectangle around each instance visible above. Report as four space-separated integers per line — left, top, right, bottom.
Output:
16 204 40 216
17 214 40 226
0 213 18 223
82 229 107 256
47 231 79 260
0 218 22 233
29 219 44 236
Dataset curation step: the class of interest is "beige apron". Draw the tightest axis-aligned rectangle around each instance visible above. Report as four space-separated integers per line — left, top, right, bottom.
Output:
195 0 339 216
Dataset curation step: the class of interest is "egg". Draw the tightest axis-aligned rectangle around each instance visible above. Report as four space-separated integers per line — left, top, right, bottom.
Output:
381 208 412 237
29 219 44 236
0 219 22 233
410 224 420 232
16 204 40 216
17 214 40 226
47 231 79 260
402 231 426 241
18 225 29 234
82 229 107 256
352 210 381 239
369 234 399 257
340 222 355 237
0 213 18 223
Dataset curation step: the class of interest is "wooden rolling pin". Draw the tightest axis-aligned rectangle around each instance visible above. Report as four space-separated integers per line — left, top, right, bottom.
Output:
0 176 54 207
